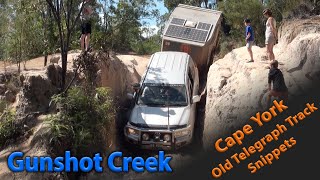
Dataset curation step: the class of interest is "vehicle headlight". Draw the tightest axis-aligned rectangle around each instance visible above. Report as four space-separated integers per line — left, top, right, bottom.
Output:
127 128 139 136
142 133 150 141
175 129 190 137
163 134 171 142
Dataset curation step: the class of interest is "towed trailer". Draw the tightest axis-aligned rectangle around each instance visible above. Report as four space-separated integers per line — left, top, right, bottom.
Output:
161 4 222 70
124 4 222 150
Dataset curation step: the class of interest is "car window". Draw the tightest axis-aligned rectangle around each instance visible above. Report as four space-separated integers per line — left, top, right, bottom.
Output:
137 84 188 107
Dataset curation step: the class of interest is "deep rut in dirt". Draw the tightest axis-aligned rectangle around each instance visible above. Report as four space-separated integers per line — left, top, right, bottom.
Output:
115 62 211 155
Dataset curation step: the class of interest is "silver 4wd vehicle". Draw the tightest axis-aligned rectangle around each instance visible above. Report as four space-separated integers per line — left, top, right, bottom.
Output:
124 51 200 150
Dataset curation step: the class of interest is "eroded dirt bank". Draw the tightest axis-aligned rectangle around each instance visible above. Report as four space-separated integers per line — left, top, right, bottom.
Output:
0 52 150 179
202 16 320 150
0 14 319 180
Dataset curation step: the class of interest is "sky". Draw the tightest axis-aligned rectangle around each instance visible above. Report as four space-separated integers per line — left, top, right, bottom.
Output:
140 0 168 37
147 0 168 25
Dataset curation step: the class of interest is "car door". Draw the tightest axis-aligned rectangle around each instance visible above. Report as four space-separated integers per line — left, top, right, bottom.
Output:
188 59 197 131
189 58 199 95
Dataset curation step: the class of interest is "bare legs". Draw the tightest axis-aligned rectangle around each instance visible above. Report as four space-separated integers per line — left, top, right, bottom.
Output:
80 33 91 51
266 43 275 61
85 34 90 51
81 34 85 51
247 47 254 61
267 90 288 107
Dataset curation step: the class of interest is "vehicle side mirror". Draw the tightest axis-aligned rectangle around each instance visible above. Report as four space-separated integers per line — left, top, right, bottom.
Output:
132 83 140 89
127 93 134 100
192 95 201 104
132 83 140 93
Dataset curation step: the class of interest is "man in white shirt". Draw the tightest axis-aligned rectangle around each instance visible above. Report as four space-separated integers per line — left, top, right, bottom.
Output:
80 0 93 52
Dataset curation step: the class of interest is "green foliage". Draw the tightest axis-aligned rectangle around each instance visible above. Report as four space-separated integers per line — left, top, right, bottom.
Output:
0 100 8 113
131 35 161 55
105 0 159 52
1 0 162 63
0 0 60 73
215 0 309 58
157 12 170 36
266 0 305 21
218 0 265 46
164 0 209 12
2 1 44 64
0 108 18 147
46 87 115 155
87 0 161 53
217 35 243 58
1 0 312 65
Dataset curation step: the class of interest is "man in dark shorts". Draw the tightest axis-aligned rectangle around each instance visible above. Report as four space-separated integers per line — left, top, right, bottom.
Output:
80 0 93 52
267 60 288 106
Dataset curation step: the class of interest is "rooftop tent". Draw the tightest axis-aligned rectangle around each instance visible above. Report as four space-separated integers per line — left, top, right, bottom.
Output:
161 4 222 69
163 4 221 46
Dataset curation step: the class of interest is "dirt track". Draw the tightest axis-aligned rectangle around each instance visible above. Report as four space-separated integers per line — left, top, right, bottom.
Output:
0 50 209 180
0 51 81 73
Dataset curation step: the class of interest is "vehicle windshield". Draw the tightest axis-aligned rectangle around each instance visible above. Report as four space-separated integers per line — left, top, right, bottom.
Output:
137 84 188 107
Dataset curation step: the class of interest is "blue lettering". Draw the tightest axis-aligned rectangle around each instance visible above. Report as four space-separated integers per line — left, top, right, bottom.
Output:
65 151 78 172
7 151 173 173
123 157 132 172
26 157 38 172
40 157 53 172
132 157 144 172
158 151 172 172
7 152 24 172
54 157 64 172
108 152 122 172
79 157 93 172
93 153 103 172
145 157 158 172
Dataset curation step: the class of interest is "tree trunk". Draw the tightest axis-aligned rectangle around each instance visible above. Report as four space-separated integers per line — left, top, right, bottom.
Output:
18 62 21 74
42 7 48 67
61 50 68 90
16 48 20 74
4 61 6 73
44 54 48 67
23 60 27 70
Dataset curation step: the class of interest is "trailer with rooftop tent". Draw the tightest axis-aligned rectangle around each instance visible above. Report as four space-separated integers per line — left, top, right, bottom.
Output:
161 4 222 71
124 4 222 150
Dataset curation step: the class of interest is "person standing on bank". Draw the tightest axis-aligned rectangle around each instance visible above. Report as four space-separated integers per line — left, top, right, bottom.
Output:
244 18 254 63
263 9 277 61
80 0 93 52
